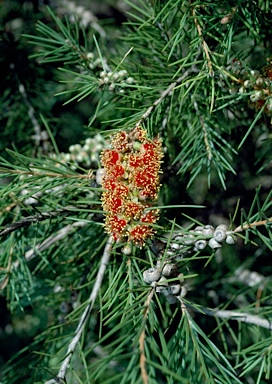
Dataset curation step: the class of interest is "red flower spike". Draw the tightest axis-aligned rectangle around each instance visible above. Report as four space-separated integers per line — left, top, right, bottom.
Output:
114 184 129 197
111 131 129 152
102 178 117 191
100 126 163 246
101 150 120 167
132 126 147 142
110 164 125 178
128 224 154 246
128 154 143 168
125 201 143 219
102 192 123 213
141 210 158 223
105 215 127 241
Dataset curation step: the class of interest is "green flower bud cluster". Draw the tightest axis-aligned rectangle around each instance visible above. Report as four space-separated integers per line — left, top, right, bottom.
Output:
99 69 135 94
86 53 106 70
218 59 272 113
59 1 106 36
81 52 135 94
52 133 108 169
19 134 106 205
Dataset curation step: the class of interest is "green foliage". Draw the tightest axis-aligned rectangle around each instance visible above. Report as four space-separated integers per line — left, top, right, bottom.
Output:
0 1 272 384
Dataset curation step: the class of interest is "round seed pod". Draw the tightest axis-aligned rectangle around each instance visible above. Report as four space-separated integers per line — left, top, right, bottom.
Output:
96 168 105 185
194 226 204 235
208 238 222 249
143 268 161 284
180 286 187 298
194 239 207 250
202 225 214 237
100 70 107 78
166 250 175 257
250 69 260 77
155 276 168 293
216 224 228 230
87 52 94 60
178 273 184 284
168 284 181 295
162 263 177 277
172 235 184 244
182 234 195 245
169 242 180 251
250 90 263 102
112 73 120 81
121 244 132 255
226 234 236 245
229 88 237 94
118 69 128 78
266 98 272 111
244 80 253 88
264 79 272 89
126 77 135 84
213 225 228 242
256 77 264 87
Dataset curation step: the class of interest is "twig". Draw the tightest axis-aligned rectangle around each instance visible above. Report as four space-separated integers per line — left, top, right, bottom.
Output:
0 167 92 180
11 221 87 270
1 221 87 290
139 288 155 384
181 300 272 330
135 68 197 127
191 3 213 76
18 83 45 148
44 236 114 384
233 218 272 233
0 246 13 290
0 207 82 237
192 98 212 160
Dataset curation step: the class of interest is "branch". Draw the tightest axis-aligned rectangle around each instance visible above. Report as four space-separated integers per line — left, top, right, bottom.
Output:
18 83 46 148
0 221 88 291
192 97 212 160
44 236 114 384
135 68 198 127
191 3 213 76
182 300 272 330
0 167 93 180
139 288 155 384
233 217 272 233
13 221 87 268
0 207 82 237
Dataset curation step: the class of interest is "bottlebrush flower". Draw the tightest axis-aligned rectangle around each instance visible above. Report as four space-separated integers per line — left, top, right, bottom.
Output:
100 126 163 247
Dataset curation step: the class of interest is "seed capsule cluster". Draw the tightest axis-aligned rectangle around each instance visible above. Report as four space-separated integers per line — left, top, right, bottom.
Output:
143 262 187 304
68 134 107 166
219 58 272 113
99 70 135 94
100 127 163 246
50 134 107 169
169 224 236 253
